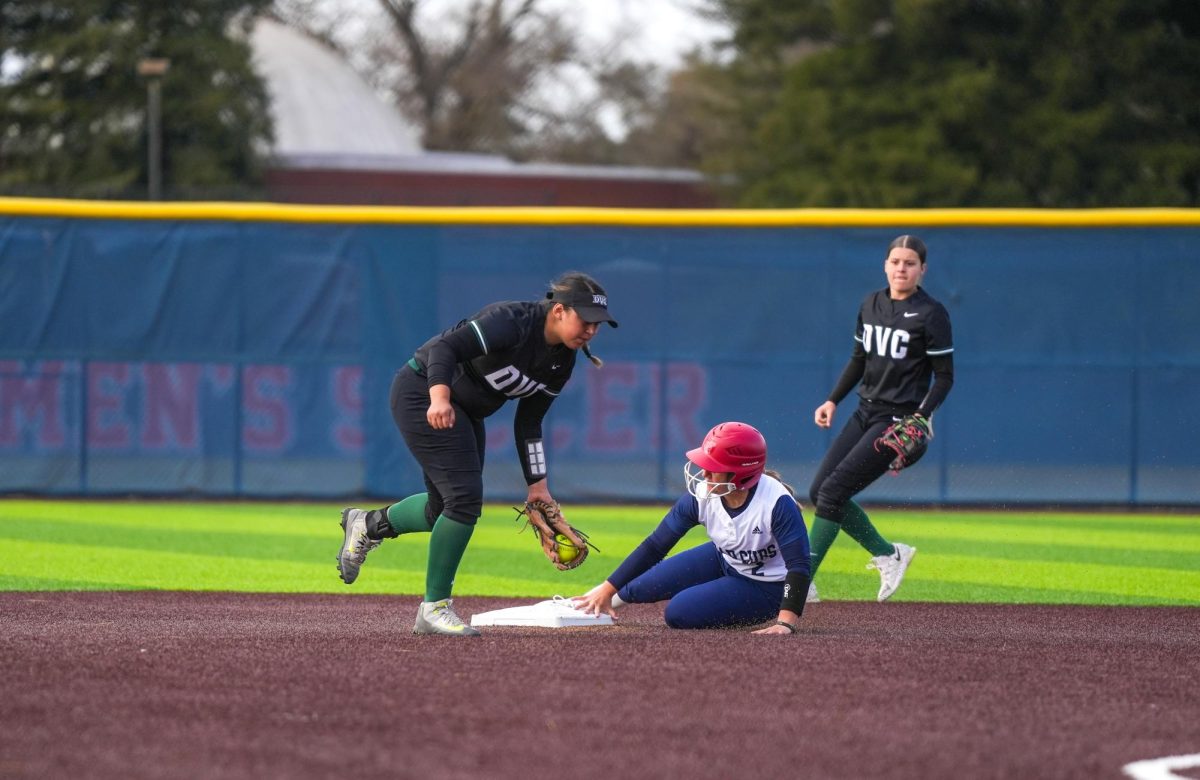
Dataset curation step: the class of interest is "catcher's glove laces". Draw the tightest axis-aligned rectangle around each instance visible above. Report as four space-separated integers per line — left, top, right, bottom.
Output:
514 500 599 571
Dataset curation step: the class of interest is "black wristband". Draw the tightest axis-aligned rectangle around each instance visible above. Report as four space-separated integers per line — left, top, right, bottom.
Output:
780 570 811 615
777 620 798 634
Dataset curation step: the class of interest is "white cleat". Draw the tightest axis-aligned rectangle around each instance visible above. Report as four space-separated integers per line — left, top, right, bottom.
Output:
867 542 916 602
806 582 820 603
413 599 481 637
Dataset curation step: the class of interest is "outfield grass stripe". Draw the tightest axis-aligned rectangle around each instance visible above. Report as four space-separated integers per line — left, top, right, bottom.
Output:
0 575 143 590
3 502 1198 603
0 537 602 596
77 515 1191 545
869 510 1200 526
2 539 362 592
818 550 1200 602
897 525 1200 552
808 572 1192 606
868 514 1200 538
1 507 344 536
0 503 670 539
880 539 1199 570
888 521 1200 553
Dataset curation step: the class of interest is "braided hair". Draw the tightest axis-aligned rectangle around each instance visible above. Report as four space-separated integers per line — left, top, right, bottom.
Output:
544 271 607 368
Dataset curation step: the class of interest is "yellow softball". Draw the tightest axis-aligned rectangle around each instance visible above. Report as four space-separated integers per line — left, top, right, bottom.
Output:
555 533 579 564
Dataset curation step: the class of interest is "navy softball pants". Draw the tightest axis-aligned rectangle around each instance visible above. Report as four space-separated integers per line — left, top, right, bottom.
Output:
617 543 784 629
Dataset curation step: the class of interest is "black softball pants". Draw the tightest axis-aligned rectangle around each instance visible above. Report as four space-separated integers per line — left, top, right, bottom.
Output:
390 365 486 525
808 403 924 521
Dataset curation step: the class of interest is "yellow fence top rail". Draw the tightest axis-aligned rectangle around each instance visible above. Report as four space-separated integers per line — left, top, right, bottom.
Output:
2 197 1200 227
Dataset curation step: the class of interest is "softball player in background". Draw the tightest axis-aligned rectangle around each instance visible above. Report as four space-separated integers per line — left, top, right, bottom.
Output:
807 235 954 602
337 271 617 636
573 422 812 635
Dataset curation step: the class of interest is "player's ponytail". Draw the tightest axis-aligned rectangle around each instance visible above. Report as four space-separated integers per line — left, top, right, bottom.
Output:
764 469 798 501
582 344 603 368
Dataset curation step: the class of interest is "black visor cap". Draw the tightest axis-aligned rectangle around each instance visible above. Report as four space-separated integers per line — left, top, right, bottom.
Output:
548 291 619 328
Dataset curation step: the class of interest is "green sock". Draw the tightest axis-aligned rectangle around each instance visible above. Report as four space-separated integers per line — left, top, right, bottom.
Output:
838 500 894 558
424 514 475 602
808 516 842 578
385 493 435 534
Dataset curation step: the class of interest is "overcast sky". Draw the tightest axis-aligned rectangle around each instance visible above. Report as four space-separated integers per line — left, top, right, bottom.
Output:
259 0 731 145
333 0 731 68
325 0 732 138
543 0 729 67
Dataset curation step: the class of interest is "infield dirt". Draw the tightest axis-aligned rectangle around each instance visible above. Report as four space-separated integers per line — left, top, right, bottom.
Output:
2 592 1197 779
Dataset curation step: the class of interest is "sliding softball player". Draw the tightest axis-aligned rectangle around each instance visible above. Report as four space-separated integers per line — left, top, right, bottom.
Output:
574 422 812 635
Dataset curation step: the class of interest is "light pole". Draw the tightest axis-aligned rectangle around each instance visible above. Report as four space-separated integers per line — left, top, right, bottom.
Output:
137 58 170 200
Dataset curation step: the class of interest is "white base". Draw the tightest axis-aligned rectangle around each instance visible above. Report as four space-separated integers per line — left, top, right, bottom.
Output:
470 596 615 628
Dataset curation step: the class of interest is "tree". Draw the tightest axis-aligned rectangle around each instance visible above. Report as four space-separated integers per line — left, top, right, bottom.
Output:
275 0 567 156
0 0 274 199
700 0 1200 206
276 0 685 165
617 53 741 171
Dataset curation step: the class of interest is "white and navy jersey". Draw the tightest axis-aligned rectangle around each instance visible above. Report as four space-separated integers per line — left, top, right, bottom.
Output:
412 301 577 483
831 286 954 414
607 474 811 589
695 475 803 581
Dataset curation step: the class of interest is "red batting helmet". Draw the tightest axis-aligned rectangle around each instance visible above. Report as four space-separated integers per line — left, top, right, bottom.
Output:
686 422 767 491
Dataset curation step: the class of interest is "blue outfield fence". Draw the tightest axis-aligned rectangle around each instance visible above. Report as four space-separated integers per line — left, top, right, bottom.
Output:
1 201 1198 505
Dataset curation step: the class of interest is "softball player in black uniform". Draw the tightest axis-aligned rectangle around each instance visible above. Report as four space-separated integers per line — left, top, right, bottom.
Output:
807 235 954 602
337 271 617 636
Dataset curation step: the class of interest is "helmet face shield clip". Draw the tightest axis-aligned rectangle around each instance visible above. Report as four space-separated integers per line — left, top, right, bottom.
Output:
683 461 736 500
683 421 768 496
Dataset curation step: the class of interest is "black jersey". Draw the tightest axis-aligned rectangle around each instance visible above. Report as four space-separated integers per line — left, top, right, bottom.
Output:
414 301 576 418
412 300 577 483
842 287 954 412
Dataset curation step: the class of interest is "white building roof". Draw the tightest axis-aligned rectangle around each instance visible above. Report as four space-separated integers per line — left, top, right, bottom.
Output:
248 16 705 186
274 150 706 181
250 17 423 157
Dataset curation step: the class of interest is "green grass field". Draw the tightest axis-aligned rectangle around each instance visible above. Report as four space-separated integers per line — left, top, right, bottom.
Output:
2 500 1198 605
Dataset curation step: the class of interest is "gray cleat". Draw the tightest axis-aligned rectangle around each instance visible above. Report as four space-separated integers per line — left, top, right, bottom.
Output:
337 508 380 585
413 598 481 636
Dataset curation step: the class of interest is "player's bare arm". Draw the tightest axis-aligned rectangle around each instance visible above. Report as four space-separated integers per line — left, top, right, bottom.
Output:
426 384 454 429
